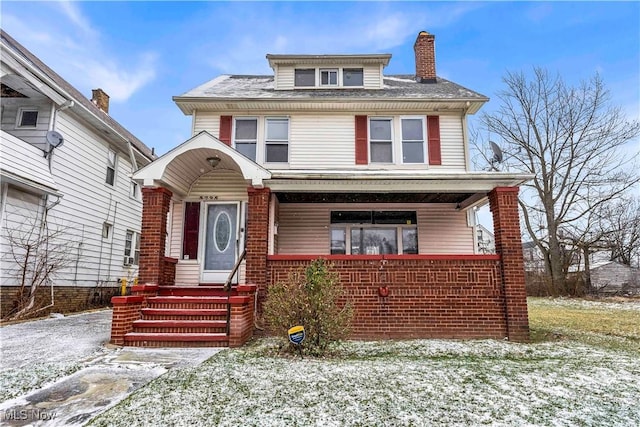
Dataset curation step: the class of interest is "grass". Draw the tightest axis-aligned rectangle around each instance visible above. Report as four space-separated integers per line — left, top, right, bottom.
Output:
87 297 640 427
528 297 640 353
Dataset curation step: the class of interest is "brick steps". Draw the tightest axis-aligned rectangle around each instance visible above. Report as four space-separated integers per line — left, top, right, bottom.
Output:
124 289 234 347
124 332 228 347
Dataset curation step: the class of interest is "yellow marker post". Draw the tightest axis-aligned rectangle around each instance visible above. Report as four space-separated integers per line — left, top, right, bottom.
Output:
120 278 127 296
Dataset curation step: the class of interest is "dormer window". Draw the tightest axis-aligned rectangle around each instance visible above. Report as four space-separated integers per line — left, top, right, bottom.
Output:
320 69 338 86
294 69 315 87
343 68 363 86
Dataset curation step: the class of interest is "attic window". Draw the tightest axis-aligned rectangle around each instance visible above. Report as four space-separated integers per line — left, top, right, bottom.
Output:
294 69 315 87
320 69 338 86
343 68 363 86
17 108 38 128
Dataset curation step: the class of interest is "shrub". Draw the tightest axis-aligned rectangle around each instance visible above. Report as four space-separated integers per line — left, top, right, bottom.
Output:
263 258 352 355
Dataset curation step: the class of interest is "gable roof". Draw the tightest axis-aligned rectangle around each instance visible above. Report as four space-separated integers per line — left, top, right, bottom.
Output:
0 30 155 162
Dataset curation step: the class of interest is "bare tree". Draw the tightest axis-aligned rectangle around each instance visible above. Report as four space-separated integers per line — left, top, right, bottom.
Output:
601 197 640 267
479 68 639 293
2 211 79 319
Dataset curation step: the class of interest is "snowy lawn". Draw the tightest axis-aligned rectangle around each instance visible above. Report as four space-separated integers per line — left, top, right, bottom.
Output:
89 298 640 427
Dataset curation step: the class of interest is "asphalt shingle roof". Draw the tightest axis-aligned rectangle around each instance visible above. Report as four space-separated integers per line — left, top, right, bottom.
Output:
178 74 488 101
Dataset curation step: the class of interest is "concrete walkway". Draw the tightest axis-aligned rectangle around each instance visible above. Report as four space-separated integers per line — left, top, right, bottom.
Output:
0 310 222 426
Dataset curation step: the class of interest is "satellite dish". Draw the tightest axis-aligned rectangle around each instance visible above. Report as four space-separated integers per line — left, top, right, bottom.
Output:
46 130 64 148
489 141 503 171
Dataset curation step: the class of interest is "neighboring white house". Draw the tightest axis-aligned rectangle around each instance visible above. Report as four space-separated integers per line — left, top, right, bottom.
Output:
0 30 154 317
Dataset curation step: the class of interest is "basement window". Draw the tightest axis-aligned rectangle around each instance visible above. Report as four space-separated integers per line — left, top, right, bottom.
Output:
330 211 418 255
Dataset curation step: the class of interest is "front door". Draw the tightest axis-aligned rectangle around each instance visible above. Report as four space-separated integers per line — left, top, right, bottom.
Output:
201 203 239 283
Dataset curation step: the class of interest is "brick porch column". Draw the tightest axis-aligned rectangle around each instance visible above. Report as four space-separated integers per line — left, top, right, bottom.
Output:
245 187 270 299
139 187 172 285
488 187 530 342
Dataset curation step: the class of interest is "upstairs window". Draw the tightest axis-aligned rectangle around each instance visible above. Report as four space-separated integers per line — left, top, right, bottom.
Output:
234 118 258 161
401 118 425 163
294 69 315 87
106 148 116 186
17 108 38 128
265 118 289 163
102 222 113 240
320 69 338 86
343 68 363 86
369 118 393 163
130 181 140 199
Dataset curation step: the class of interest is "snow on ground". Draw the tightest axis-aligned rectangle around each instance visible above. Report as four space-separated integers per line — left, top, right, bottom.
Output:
90 339 640 426
532 297 640 312
0 310 112 401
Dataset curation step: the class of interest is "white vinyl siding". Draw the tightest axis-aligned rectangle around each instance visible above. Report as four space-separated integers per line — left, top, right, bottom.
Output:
438 115 466 171
37 111 145 285
193 111 220 136
289 115 355 168
363 64 382 88
277 203 474 255
274 64 383 90
191 112 466 171
1 99 52 150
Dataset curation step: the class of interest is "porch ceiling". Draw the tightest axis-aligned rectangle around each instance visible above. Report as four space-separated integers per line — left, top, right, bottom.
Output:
275 192 475 204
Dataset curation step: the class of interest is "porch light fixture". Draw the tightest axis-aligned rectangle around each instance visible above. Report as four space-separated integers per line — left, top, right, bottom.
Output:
207 155 221 168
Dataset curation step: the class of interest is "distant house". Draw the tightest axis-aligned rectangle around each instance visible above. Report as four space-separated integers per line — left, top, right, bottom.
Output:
579 261 640 295
476 224 495 254
110 31 532 348
0 30 154 318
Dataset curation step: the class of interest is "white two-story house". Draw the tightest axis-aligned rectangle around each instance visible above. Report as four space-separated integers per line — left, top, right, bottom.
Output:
119 31 531 347
0 30 154 318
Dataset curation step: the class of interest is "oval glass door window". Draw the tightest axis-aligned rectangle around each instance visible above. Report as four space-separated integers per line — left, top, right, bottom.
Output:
214 211 231 252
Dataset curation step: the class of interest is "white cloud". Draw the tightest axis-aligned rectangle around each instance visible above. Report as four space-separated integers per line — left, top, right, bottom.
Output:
2 3 156 102
194 3 481 75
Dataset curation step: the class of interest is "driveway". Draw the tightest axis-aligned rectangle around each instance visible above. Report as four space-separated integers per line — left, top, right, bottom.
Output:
0 309 222 426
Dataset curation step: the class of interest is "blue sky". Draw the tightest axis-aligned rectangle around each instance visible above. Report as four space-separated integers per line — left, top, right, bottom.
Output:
2 1 639 158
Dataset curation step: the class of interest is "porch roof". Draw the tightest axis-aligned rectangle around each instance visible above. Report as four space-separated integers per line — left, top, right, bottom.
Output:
132 131 271 195
267 170 532 209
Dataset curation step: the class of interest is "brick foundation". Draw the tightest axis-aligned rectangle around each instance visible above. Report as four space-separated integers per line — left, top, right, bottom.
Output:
1 285 119 320
267 255 508 339
228 295 255 347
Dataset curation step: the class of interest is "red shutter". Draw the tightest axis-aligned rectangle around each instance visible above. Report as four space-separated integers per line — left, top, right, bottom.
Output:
427 115 441 165
355 115 368 165
182 202 200 260
219 116 232 146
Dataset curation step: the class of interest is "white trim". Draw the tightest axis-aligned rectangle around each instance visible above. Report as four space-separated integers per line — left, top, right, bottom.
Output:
15 107 39 128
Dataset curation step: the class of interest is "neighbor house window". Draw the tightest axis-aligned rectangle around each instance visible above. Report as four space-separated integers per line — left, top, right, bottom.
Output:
124 230 140 265
182 202 200 260
130 181 140 199
343 68 363 86
102 222 112 239
330 211 418 255
106 148 116 185
320 69 338 86
265 118 289 163
294 69 315 87
16 108 38 128
369 118 393 163
234 118 258 161
401 118 425 163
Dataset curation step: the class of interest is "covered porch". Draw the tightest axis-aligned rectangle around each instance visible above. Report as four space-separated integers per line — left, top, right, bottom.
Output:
111 132 532 345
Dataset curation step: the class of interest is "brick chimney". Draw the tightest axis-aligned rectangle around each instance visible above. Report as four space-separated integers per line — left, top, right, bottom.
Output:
91 88 110 113
414 31 436 83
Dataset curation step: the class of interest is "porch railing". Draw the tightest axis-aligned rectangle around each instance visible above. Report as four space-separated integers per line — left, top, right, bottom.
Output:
225 248 247 335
